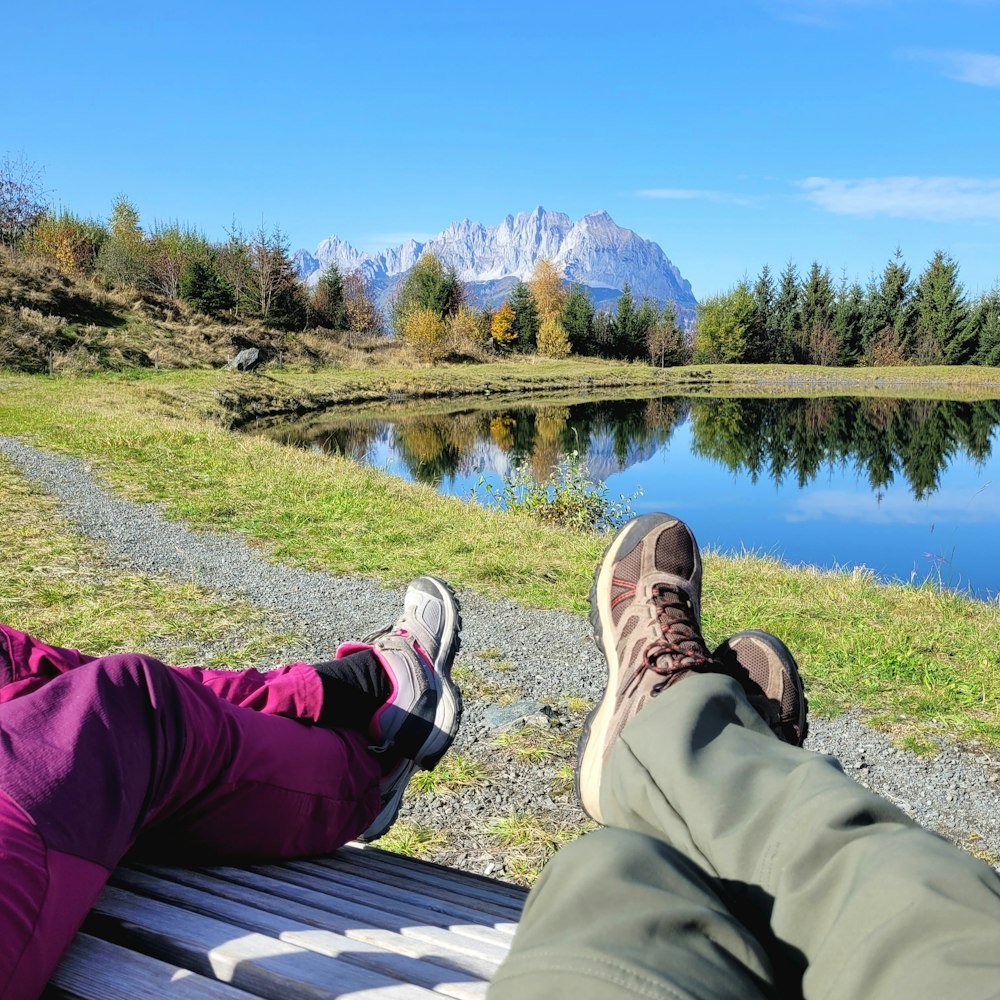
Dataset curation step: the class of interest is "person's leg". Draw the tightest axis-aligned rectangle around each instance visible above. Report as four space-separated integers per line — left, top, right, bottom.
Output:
0 649 382 998
494 513 1000 1000
0 575 464 995
490 827 776 1000
601 670 1000 1000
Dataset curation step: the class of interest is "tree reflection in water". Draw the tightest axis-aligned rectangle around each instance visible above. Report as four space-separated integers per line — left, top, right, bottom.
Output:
258 395 1000 500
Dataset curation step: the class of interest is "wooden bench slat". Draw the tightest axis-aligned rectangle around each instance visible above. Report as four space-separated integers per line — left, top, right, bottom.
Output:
321 854 526 920
347 846 529 907
129 865 506 977
47 934 258 999
280 860 522 927
112 869 492 1000
241 863 518 945
89 885 440 1000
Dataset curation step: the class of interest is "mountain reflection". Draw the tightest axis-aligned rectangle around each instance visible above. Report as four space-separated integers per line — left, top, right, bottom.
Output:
259 395 1000 500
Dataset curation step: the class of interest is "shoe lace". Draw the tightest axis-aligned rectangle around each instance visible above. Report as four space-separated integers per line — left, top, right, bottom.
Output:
625 584 715 697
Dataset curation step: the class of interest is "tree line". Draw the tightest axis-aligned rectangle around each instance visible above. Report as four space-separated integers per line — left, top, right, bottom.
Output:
393 254 687 365
694 252 1000 367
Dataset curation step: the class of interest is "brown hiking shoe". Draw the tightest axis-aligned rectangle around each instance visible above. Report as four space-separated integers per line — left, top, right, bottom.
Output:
713 630 809 746
576 513 716 823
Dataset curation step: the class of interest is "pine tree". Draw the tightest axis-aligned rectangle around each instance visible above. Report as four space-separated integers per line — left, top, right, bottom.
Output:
749 265 776 362
862 249 914 359
800 262 836 364
972 291 1000 366
561 283 595 354
311 264 350 330
832 278 865 365
180 254 234 315
393 253 462 330
508 281 540 352
913 250 973 364
773 262 800 363
614 283 644 360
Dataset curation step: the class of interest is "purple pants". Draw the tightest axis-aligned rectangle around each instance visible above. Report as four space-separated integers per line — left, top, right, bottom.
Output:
0 624 381 999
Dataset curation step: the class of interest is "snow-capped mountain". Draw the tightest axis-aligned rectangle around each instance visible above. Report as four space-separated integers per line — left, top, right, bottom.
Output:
293 207 696 320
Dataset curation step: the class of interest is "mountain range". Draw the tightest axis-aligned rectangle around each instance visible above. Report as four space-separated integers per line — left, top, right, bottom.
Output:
292 207 697 323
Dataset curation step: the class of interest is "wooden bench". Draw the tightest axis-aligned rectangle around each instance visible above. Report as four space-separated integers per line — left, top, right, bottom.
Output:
47 844 527 999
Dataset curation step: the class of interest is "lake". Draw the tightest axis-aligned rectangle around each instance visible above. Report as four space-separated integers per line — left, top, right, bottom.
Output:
252 394 1000 600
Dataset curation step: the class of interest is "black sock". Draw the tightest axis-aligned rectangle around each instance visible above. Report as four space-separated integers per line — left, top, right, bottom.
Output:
311 648 392 732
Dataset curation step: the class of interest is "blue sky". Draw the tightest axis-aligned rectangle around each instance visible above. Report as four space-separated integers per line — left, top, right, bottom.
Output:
4 0 999 298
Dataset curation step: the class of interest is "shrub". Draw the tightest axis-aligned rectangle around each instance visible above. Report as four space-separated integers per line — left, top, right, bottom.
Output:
475 450 641 533
536 316 571 358
399 305 448 362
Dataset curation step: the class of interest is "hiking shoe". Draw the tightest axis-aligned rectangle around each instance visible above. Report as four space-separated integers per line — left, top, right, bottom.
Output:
576 513 716 823
355 576 463 842
713 630 808 746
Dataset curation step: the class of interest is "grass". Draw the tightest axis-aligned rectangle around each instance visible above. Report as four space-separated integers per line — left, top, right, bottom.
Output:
451 663 521 704
376 821 449 859
487 812 596 885
494 727 577 763
410 754 488 794
1 372 998 749
0 455 290 663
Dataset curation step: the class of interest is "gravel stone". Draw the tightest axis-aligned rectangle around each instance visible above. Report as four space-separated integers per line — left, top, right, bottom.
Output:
2 435 998 876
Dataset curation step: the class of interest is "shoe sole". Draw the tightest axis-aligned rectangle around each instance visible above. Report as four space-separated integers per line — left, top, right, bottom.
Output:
575 513 698 823
360 576 463 842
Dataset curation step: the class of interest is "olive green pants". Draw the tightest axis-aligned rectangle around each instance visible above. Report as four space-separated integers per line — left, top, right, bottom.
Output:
490 674 1000 1000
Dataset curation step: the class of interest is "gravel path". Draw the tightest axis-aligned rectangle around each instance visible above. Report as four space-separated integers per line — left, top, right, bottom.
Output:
1 435 998 880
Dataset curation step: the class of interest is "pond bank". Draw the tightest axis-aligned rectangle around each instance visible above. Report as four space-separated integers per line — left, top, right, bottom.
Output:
127 360 1000 428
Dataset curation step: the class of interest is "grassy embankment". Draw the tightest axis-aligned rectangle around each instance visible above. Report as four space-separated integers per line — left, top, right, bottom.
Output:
1 368 998 755
0 455 291 664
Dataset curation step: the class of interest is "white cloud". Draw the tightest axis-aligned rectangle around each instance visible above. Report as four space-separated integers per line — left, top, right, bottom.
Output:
635 188 760 207
799 176 1000 221
901 48 1000 87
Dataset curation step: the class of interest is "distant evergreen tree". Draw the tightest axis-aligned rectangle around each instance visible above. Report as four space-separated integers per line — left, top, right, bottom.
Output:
832 278 865 365
773 262 800 363
561 283 595 354
614 283 644 360
310 264 350 330
693 283 756 363
749 264 776 362
971 291 1000 366
593 310 616 356
913 250 973 364
863 249 914 359
508 281 540 352
800 262 837 364
393 253 462 330
180 254 234 315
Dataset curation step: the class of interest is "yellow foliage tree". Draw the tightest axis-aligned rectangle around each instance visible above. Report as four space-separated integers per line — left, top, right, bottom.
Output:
529 258 566 323
536 316 571 358
447 304 487 355
400 306 449 362
490 302 517 349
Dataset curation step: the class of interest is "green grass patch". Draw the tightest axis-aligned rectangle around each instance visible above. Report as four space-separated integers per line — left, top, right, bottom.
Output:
376 821 449 859
487 812 596 885
410 754 488 795
494 727 577 763
0 455 289 663
1 372 999 749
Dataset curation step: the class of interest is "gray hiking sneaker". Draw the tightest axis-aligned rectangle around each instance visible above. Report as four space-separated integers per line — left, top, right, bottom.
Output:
358 576 463 842
712 630 808 746
576 513 716 823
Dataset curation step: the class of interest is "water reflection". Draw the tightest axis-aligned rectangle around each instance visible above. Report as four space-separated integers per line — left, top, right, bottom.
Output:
261 395 1000 501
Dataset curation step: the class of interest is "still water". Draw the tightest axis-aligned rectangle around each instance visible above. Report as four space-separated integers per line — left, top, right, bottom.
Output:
256 395 1000 599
